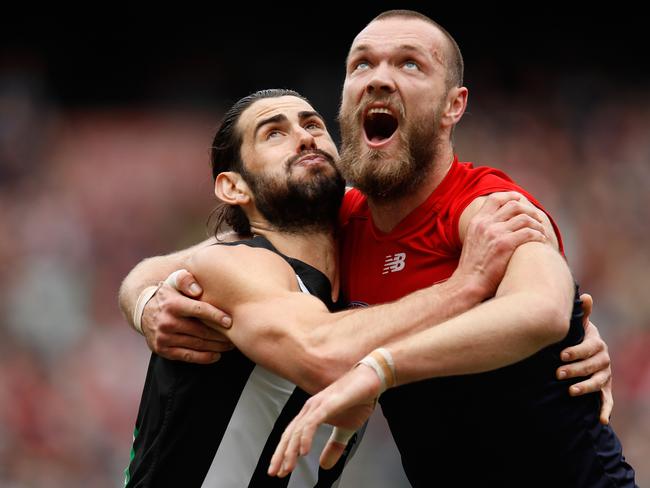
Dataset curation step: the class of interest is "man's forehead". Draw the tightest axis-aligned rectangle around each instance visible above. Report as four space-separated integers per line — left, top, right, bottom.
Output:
239 96 315 132
349 17 444 57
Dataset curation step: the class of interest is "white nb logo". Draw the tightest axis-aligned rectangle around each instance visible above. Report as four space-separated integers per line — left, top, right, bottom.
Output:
383 252 406 274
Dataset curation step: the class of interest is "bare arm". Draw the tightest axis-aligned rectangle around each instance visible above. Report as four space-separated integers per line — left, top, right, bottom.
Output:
384 194 571 381
269 219 576 477
390 241 574 382
463 194 613 417
188 245 485 393
186 193 548 393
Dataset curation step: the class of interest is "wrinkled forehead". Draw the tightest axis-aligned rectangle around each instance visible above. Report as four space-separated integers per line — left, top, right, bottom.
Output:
348 17 447 64
237 96 316 140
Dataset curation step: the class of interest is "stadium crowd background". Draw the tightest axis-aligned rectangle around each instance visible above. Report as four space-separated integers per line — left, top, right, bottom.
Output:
1 6 648 487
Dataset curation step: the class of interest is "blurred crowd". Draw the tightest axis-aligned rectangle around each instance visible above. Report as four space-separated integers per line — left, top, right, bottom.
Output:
0 72 648 486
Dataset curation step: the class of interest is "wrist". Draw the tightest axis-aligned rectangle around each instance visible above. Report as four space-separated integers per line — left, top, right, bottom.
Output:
445 272 487 305
356 348 396 394
133 284 163 335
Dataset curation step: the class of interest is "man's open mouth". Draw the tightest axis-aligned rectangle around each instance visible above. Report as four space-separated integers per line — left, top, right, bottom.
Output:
363 106 399 146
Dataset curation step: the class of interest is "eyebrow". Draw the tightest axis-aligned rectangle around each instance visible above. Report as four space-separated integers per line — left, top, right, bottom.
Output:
254 114 288 138
254 111 326 138
298 110 326 125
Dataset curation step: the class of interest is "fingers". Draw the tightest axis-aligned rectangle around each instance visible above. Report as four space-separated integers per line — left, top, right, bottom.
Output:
320 427 355 469
567 369 611 397
169 269 204 297
320 440 347 470
469 196 548 249
158 284 232 328
477 191 524 214
281 431 302 477
174 292 232 328
268 419 294 477
269 399 325 478
141 285 235 363
494 198 544 225
504 227 546 248
155 328 235 353
156 315 231 343
270 416 317 478
500 213 546 236
560 330 605 362
160 347 222 364
557 349 610 380
579 293 593 325
600 380 613 425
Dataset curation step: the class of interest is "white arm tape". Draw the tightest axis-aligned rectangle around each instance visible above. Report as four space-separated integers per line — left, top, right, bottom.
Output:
328 426 356 445
357 347 396 394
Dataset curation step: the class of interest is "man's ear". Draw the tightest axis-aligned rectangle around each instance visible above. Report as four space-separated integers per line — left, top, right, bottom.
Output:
441 86 468 129
215 171 252 205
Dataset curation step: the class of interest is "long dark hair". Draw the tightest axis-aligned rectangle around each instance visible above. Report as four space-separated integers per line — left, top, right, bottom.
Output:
208 88 309 238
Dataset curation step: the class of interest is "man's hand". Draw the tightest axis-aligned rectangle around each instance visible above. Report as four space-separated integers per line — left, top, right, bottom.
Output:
456 192 548 297
141 270 234 364
268 364 380 478
556 293 613 424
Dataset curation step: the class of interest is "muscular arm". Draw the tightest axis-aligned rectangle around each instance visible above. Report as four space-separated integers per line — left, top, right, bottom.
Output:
184 193 547 393
269 196 577 477
389 240 574 383
186 244 485 394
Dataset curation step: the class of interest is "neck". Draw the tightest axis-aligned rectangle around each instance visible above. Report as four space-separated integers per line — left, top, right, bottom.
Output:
250 224 339 299
367 145 455 233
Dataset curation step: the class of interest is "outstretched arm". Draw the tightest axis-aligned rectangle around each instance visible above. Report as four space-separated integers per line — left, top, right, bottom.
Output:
185 193 548 393
268 236 575 477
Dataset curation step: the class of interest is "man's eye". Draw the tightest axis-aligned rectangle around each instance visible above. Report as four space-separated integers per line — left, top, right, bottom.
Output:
266 130 282 139
305 122 322 131
403 60 419 71
354 61 370 71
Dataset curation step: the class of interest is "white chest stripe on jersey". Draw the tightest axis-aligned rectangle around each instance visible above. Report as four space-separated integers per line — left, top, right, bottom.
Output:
201 274 342 487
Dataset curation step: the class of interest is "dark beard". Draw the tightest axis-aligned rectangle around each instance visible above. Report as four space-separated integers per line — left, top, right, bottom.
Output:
337 96 440 201
242 149 346 234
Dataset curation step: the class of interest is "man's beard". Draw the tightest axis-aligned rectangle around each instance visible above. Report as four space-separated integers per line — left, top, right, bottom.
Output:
337 94 442 201
242 149 345 234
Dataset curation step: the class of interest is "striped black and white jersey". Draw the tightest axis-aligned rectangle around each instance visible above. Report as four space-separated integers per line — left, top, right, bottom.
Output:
124 236 358 487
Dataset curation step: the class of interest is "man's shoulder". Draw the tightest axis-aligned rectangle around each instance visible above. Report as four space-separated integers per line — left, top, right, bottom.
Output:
188 240 296 293
455 160 516 186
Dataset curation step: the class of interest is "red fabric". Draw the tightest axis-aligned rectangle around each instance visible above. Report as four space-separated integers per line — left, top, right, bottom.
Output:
338 157 563 306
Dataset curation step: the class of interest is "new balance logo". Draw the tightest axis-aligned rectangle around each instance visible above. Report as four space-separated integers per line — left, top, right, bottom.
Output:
383 252 406 274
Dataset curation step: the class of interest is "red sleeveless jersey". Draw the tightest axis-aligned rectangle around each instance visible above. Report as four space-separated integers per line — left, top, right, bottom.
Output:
338 157 563 306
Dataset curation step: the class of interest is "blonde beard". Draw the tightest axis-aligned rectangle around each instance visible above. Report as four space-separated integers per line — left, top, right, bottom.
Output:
337 95 444 200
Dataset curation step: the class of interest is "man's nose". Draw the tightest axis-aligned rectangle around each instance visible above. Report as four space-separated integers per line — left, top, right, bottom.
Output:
296 127 317 151
366 63 396 95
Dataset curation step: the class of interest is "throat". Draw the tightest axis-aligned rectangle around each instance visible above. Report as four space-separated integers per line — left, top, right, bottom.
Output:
367 155 455 233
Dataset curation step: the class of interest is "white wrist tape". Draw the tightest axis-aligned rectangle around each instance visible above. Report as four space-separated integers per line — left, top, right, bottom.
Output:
132 269 186 335
132 284 161 335
357 348 396 394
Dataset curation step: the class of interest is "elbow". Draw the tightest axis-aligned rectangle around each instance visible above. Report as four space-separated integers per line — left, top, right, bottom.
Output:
532 294 572 346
